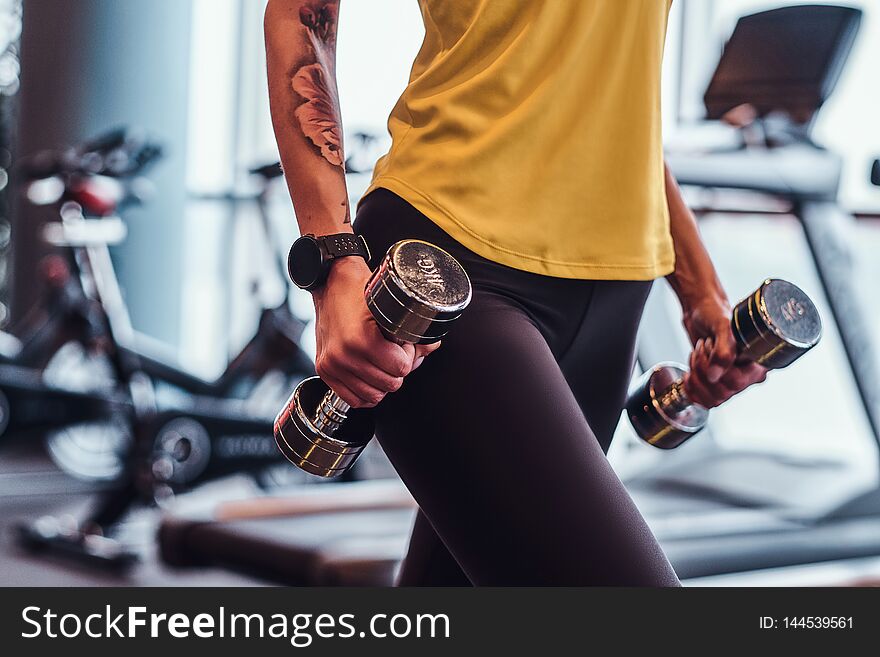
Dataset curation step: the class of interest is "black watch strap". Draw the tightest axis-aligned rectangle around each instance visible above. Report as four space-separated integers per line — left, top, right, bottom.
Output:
320 233 371 262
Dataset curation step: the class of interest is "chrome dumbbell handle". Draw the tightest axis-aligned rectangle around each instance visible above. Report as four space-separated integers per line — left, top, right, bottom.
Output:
313 389 351 436
656 378 693 416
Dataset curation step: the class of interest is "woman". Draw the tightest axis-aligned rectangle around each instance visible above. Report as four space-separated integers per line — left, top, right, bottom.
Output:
264 0 767 585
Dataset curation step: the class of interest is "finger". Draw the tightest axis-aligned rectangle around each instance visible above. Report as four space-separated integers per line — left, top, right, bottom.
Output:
410 341 441 373
415 341 441 359
332 373 385 407
338 358 404 393
682 370 718 408
399 342 417 362
319 358 386 407
685 342 718 407
700 341 745 405
691 340 732 407
359 337 413 378
707 324 737 383
320 374 374 409
688 339 711 389
719 362 767 393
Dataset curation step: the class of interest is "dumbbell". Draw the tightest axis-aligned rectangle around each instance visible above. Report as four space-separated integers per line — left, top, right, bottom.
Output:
274 239 472 477
626 278 821 449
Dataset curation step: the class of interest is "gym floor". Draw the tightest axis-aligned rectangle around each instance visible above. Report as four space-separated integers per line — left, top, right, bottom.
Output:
6 438 880 588
0 439 264 587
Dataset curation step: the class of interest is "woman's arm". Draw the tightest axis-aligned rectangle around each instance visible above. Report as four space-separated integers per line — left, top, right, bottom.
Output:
664 164 767 407
265 0 350 235
265 0 437 407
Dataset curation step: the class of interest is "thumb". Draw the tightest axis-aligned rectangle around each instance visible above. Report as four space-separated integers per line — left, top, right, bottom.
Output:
416 340 442 358
411 340 441 372
707 325 736 383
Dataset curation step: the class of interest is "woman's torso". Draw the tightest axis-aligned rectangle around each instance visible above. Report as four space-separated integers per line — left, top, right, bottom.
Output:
365 0 674 280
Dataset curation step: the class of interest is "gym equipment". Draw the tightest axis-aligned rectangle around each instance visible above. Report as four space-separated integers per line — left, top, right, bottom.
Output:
10 131 310 406
158 479 414 585
665 5 877 445
627 279 821 449
5 130 317 567
702 5 860 140
0 363 127 438
275 239 471 477
157 486 880 585
174 160 313 401
625 2 880 576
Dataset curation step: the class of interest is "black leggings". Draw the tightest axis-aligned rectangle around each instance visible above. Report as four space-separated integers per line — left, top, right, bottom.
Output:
354 189 680 586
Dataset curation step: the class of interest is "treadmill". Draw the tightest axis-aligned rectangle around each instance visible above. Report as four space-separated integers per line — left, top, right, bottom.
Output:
626 4 880 578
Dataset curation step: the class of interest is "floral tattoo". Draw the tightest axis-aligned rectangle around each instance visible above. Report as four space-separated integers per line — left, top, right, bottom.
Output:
291 3 344 169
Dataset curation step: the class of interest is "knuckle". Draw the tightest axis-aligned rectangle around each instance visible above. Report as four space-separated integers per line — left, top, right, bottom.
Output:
326 345 345 364
390 357 409 378
337 390 360 407
719 372 741 389
720 350 736 365
340 339 364 362
721 383 740 398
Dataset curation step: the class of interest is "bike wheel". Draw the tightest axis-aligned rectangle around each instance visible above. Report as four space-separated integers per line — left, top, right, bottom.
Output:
42 341 131 481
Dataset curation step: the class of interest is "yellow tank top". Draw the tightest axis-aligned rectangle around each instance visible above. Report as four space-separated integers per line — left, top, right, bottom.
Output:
364 0 675 280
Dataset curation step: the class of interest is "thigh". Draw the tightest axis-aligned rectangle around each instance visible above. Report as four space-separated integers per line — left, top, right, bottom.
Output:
396 509 473 586
374 291 679 586
560 280 654 453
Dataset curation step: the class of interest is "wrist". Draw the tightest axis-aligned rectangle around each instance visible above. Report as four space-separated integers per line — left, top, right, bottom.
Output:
288 231 370 293
312 256 370 305
668 268 728 313
681 288 730 314
679 291 733 318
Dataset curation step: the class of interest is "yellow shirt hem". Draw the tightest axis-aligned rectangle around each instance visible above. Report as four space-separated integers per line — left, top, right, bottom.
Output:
362 176 675 281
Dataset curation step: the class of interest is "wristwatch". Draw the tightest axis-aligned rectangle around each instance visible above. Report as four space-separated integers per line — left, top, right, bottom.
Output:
287 232 371 291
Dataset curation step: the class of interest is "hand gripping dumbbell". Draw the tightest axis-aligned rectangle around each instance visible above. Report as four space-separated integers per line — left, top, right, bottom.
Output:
274 239 472 477
626 278 822 449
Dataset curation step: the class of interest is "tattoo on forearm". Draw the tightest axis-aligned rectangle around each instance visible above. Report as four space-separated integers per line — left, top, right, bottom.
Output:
291 3 344 170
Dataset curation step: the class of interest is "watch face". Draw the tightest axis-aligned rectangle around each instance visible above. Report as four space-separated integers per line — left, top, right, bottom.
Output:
288 236 323 289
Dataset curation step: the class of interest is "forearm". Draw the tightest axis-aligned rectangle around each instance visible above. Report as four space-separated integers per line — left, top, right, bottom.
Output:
264 0 350 237
663 163 728 310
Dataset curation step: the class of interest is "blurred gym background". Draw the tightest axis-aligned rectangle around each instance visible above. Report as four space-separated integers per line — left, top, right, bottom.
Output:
0 0 878 586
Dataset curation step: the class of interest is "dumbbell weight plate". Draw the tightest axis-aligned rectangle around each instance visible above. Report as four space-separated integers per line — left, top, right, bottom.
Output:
626 363 709 449
274 376 375 477
366 239 471 344
733 278 822 369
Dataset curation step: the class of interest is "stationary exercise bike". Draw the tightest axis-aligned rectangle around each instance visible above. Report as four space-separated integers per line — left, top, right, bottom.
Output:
7 130 312 467
8 129 315 565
